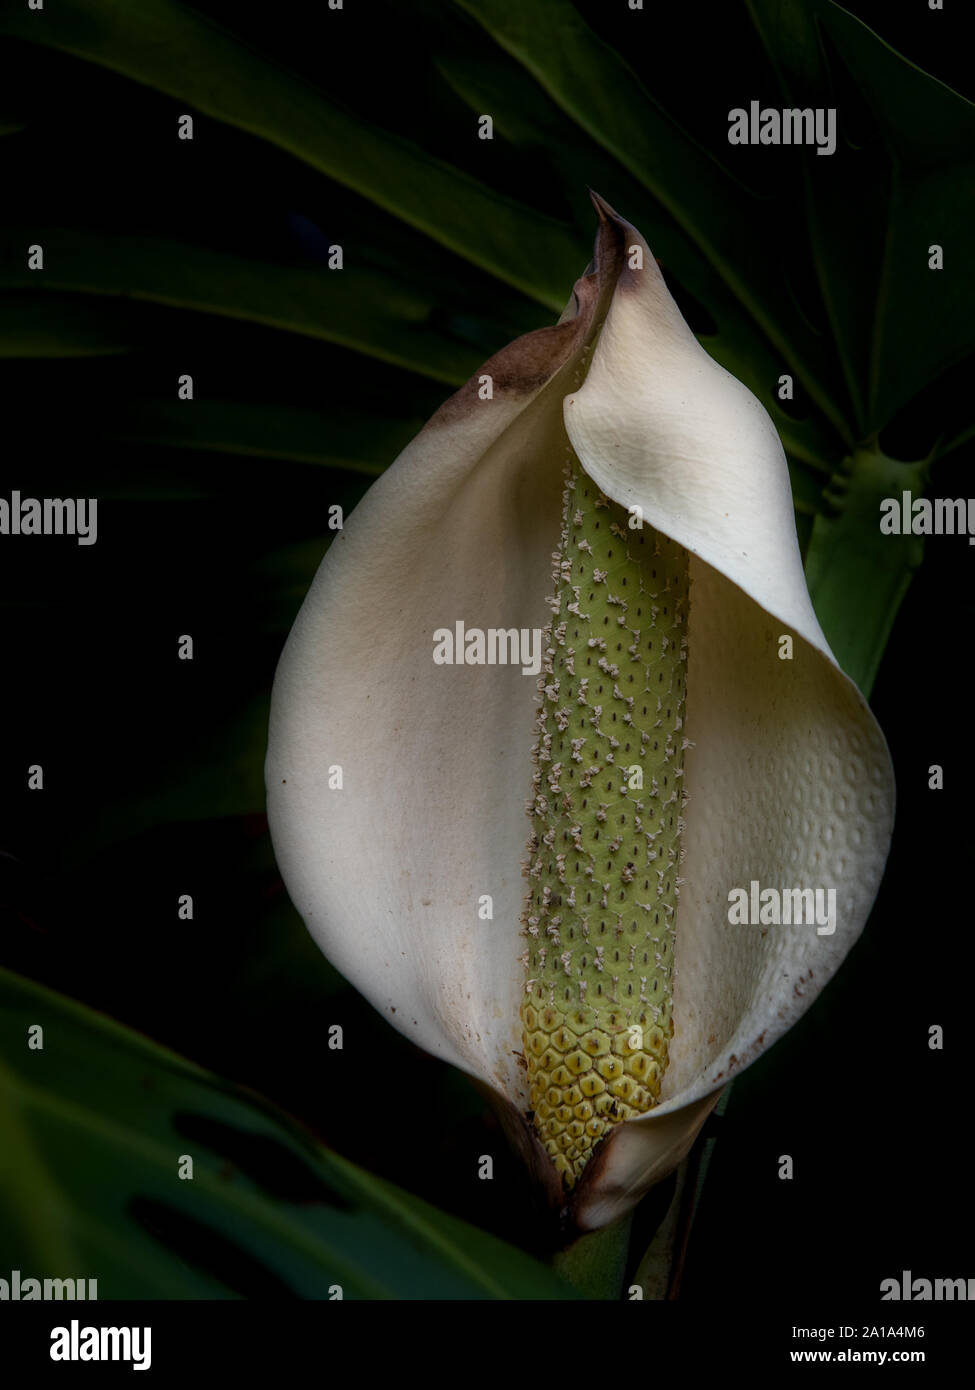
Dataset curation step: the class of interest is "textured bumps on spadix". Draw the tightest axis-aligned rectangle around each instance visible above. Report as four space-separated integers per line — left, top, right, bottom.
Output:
521 451 689 1184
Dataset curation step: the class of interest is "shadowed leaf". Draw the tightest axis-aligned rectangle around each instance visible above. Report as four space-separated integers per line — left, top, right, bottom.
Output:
0 0 581 308
0 967 579 1299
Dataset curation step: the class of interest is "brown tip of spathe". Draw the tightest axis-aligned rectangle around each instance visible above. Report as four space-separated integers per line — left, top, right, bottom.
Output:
588 189 624 227
422 198 628 432
587 190 660 291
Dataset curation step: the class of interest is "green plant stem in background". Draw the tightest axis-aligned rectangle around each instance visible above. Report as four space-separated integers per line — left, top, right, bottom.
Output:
805 444 928 696
551 1212 634 1300
632 1162 687 1300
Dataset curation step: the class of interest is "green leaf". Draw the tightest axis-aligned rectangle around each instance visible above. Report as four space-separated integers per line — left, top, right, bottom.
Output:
804 446 927 695
58 688 270 868
744 0 878 434
0 967 578 1299
0 0 580 309
451 0 853 443
108 399 424 474
748 0 975 435
738 1 975 693
250 536 342 637
820 4 975 430
788 458 826 517
0 227 482 385
0 292 134 357
937 417 975 465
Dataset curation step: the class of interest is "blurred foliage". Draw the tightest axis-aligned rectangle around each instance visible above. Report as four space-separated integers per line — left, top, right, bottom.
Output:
0 968 577 1298
1 0 971 685
0 0 972 1296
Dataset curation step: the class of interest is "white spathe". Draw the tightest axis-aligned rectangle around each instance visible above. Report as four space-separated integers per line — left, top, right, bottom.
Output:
266 196 894 1233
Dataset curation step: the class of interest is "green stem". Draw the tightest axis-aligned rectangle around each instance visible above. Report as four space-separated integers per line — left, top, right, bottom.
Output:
551 1212 634 1299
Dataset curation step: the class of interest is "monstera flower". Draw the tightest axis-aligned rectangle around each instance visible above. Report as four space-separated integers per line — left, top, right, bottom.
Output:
266 195 894 1238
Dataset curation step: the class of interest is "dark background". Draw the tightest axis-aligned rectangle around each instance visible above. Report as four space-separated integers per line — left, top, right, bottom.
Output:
1 0 972 1303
